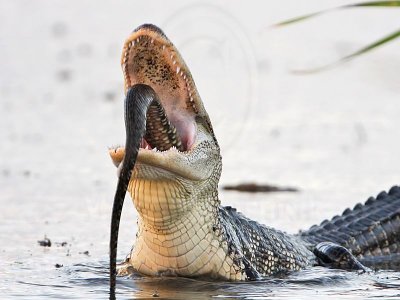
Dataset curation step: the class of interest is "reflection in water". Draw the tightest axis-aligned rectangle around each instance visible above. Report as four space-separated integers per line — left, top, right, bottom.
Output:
65 262 400 299
126 270 400 300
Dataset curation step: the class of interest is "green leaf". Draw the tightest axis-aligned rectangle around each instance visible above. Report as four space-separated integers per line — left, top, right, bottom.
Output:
273 11 328 27
344 28 400 58
348 1 400 7
273 1 400 27
292 28 400 74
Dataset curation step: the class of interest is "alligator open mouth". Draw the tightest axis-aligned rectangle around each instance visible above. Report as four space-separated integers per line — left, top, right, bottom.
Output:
110 24 218 181
122 24 199 154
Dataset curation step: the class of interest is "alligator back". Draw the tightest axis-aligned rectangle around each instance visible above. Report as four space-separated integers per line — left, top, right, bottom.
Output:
300 186 400 270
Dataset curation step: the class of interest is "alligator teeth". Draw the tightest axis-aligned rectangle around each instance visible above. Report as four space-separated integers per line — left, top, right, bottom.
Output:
176 67 180 74
145 101 185 152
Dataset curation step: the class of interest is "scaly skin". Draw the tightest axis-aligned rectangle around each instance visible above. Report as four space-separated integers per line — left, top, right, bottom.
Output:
109 24 400 280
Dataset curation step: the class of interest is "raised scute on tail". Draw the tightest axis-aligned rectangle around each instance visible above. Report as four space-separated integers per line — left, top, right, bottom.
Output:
300 186 400 269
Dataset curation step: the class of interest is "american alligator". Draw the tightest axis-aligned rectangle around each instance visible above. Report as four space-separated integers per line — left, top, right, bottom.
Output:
109 24 400 289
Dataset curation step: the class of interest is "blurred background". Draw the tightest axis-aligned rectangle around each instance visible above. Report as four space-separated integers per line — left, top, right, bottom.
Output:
0 0 399 298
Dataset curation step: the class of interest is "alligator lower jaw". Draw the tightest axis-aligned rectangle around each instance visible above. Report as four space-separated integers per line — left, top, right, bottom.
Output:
109 146 194 179
109 125 218 181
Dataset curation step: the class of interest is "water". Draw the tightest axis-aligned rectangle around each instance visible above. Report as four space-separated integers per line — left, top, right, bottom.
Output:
8 262 400 299
1 0 400 299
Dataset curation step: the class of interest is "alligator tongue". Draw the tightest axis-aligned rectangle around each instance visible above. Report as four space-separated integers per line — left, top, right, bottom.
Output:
109 84 174 297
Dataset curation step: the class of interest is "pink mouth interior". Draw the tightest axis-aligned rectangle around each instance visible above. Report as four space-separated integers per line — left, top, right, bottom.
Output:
140 113 196 152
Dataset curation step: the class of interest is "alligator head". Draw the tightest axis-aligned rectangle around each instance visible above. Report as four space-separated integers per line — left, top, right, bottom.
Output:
109 24 225 277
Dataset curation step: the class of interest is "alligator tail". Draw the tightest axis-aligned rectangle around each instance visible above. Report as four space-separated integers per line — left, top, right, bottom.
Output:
300 186 400 270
